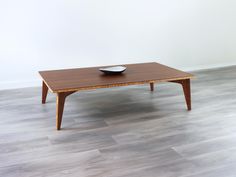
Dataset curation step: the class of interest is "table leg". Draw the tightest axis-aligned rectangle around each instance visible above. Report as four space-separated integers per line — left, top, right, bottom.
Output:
170 79 191 110
42 81 48 104
150 82 154 91
56 91 76 130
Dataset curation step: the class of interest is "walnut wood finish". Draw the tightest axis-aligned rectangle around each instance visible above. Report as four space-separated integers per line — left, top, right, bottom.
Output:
42 81 48 104
39 62 193 93
150 82 154 91
39 62 193 130
56 91 76 130
170 79 191 110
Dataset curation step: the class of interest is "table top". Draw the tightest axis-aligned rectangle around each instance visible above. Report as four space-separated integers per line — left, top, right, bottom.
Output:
39 62 194 93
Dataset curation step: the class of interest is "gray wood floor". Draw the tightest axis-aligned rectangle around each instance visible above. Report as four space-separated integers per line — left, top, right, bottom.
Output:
1 66 236 177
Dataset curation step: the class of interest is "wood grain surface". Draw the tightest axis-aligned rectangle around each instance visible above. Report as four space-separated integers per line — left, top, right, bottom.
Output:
39 62 193 93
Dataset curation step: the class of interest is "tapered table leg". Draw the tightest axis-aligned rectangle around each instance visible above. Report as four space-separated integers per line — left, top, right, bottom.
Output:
170 79 191 110
150 82 154 91
182 79 191 110
56 91 76 130
56 93 66 130
42 81 48 104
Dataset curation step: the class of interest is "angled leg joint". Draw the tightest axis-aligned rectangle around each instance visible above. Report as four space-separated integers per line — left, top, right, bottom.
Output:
56 91 76 130
170 79 191 111
42 81 49 104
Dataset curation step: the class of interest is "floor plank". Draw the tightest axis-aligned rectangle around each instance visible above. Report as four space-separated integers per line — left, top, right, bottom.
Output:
0 66 236 176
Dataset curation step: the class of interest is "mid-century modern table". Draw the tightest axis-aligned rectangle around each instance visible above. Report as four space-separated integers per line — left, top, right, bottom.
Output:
39 62 194 130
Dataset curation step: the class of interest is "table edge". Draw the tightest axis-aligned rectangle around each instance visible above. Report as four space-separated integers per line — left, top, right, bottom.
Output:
47 76 194 93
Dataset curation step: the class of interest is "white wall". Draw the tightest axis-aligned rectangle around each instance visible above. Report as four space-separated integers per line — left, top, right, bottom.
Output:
1 0 236 89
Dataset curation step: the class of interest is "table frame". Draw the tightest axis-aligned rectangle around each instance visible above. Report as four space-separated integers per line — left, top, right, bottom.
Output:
41 78 191 130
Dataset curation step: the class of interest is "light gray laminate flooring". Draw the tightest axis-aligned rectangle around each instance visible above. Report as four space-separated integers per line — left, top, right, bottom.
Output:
1 66 236 177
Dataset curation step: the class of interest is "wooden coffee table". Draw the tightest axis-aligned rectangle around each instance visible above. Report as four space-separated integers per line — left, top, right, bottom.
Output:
39 62 194 130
